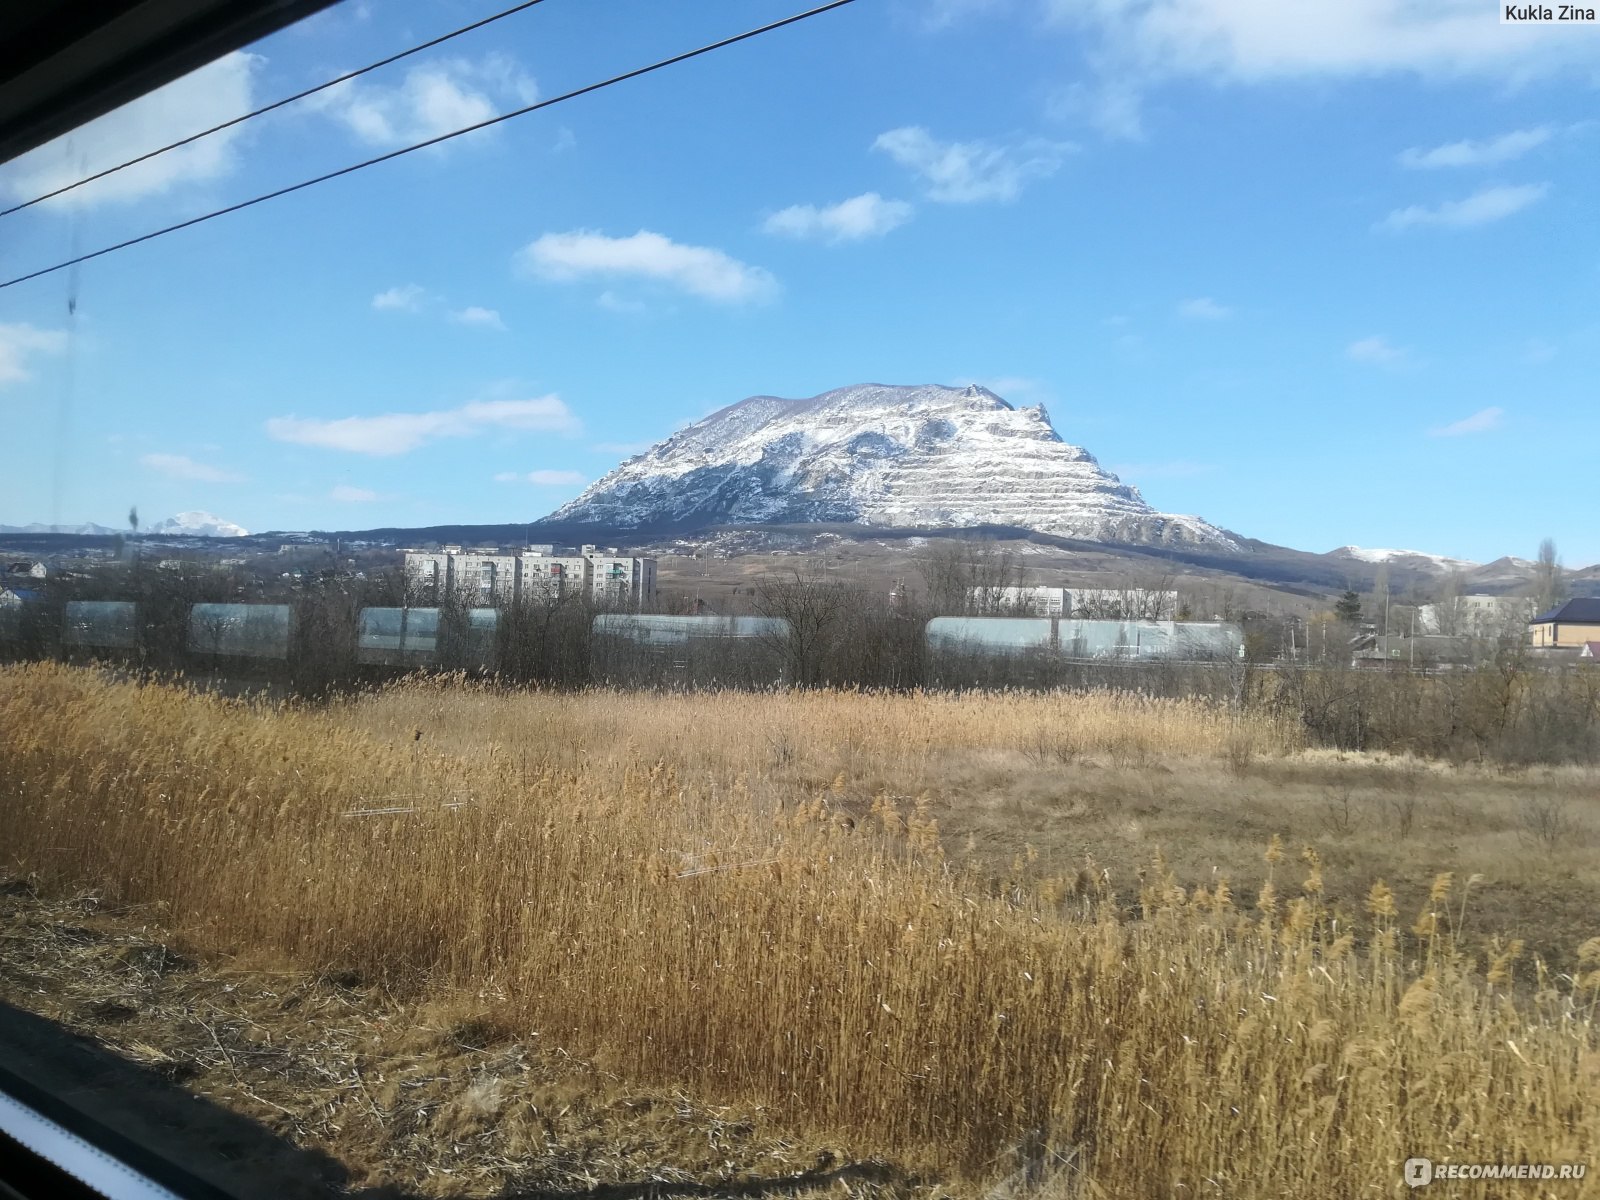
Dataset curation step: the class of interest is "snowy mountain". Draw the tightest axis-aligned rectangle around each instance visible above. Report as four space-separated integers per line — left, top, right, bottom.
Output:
0 521 121 536
545 383 1237 548
1463 556 1539 591
1330 546 1479 570
145 511 250 538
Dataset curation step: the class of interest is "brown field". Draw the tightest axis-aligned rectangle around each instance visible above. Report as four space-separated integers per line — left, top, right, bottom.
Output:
2 662 1598 1197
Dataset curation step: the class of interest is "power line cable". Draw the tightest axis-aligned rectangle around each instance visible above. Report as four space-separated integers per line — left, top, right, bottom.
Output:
1 0 556 217
0 0 858 292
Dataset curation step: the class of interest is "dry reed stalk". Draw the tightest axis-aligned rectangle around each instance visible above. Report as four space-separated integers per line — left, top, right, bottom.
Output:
1 663 1594 1194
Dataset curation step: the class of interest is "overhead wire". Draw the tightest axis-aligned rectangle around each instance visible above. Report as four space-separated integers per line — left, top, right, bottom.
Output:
0 0 556 217
0 0 859 292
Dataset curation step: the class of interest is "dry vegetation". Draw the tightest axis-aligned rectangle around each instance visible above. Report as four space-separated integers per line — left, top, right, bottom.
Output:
3 662 1599 1197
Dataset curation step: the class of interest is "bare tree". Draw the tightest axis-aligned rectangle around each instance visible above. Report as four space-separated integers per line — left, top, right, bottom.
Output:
751 568 851 686
1530 537 1567 614
1073 572 1178 620
1432 570 1465 637
916 538 1025 615
1371 563 1391 637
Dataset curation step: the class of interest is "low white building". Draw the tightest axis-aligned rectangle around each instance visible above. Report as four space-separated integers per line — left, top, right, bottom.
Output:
966 585 1069 616
404 544 657 606
1070 587 1179 620
962 584 1179 619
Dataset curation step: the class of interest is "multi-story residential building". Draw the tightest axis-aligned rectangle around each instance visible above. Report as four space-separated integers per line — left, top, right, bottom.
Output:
589 552 657 605
403 545 657 606
1417 595 1541 640
517 550 593 600
402 550 518 604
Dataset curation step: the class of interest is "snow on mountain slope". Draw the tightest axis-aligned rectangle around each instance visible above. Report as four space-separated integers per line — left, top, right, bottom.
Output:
1331 546 1479 570
146 511 249 538
545 383 1236 548
0 522 120 535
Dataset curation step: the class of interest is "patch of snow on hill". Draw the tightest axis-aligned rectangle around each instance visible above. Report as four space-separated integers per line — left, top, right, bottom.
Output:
1333 546 1478 569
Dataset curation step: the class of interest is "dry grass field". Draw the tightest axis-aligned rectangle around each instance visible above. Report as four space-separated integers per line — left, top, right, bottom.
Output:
3 662 1598 1197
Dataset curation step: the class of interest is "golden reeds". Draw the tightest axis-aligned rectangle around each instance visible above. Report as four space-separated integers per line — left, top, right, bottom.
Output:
1 662 1595 1194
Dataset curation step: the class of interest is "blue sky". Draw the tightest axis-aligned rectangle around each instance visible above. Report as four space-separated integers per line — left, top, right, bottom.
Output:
0 0 1596 565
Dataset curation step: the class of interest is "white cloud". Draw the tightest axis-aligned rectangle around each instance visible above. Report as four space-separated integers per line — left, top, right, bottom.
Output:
918 0 1010 30
329 484 379 502
1523 338 1557 365
1177 296 1232 320
495 469 585 486
311 53 536 148
596 290 648 315
873 126 1069 203
266 395 578 456
1049 78 1147 141
372 284 425 311
139 453 246 483
1429 406 1504 437
763 192 913 242
519 230 778 305
1044 2 1597 139
1049 0 1596 83
0 323 68 386
451 306 506 330
0 53 258 209
1379 183 1549 231
1398 127 1551 169
1346 335 1406 365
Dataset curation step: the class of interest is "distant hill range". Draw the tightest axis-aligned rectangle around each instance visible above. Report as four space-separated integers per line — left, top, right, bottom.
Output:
3 385 1592 598
0 511 248 538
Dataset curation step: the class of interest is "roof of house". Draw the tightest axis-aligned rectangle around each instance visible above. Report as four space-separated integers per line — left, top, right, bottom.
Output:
1530 597 1600 624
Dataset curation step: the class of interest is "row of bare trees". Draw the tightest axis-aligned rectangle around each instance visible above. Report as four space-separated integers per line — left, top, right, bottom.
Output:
1362 538 1571 641
911 540 1205 620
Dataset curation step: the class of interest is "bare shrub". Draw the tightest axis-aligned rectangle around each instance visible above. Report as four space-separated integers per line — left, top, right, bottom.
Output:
1019 726 1080 767
1517 793 1581 850
1225 731 1256 778
1380 761 1425 838
1322 786 1360 836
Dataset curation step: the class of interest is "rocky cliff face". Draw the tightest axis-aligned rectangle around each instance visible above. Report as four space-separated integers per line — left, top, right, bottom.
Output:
545 383 1236 548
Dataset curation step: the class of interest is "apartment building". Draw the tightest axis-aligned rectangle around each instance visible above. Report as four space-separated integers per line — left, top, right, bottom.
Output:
589 552 657 604
1417 594 1541 640
404 544 657 606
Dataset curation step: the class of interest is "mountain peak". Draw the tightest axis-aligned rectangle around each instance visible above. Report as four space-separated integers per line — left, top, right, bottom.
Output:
147 511 249 538
545 382 1234 547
